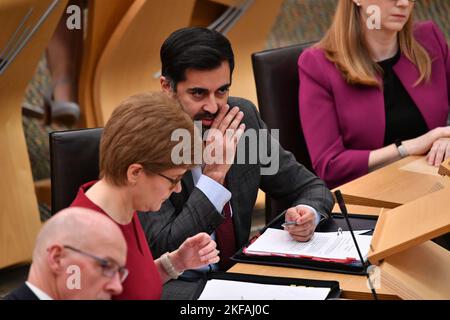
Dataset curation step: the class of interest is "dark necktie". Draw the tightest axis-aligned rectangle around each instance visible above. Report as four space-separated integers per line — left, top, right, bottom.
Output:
215 201 236 270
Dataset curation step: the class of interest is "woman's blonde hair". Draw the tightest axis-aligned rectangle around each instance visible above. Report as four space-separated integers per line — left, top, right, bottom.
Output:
100 92 197 186
317 0 431 87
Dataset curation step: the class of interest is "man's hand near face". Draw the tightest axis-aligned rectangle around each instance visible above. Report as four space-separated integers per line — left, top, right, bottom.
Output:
203 104 245 185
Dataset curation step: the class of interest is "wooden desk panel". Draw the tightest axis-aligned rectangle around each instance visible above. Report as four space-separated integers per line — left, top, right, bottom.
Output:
229 205 399 300
228 158 449 300
332 204 388 217
228 263 398 300
335 156 450 208
439 157 450 176
368 188 450 265
380 241 450 300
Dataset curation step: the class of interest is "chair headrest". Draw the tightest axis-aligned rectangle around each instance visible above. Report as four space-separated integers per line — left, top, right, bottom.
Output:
50 128 103 214
251 42 316 171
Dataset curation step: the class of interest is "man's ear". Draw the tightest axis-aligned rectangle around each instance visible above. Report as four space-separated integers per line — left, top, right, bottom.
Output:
46 244 65 274
160 76 174 96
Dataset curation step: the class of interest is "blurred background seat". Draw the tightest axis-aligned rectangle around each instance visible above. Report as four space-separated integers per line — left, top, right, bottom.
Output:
252 42 315 223
49 128 102 214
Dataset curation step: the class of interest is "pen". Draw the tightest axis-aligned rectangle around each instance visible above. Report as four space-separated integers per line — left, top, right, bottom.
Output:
281 221 298 227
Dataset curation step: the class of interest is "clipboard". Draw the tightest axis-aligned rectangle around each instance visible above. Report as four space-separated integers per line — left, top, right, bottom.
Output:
193 272 341 300
231 212 378 275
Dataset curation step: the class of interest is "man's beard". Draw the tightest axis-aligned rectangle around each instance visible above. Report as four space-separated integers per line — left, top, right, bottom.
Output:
194 111 216 131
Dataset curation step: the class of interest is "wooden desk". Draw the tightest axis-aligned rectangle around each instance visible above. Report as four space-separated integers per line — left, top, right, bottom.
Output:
439 157 450 176
332 204 388 217
229 205 399 300
379 240 450 300
335 156 450 208
228 263 398 300
229 158 449 300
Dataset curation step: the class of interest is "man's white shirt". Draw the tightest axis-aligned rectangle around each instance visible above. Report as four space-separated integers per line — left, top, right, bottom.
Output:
26 281 53 300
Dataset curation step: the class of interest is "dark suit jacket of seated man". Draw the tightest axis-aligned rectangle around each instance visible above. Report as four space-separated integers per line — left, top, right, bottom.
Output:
139 95 334 257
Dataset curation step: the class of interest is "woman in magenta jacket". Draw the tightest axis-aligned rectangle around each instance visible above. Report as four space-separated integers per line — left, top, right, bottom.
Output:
298 0 450 188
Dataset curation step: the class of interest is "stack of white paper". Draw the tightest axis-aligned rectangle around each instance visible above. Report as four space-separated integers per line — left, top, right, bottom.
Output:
198 279 331 300
245 228 372 262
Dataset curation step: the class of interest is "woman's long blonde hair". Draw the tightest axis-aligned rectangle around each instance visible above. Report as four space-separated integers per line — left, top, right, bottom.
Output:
317 0 431 87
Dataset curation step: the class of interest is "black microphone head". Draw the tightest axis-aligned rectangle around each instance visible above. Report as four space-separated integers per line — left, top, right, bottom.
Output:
334 189 343 202
334 190 347 216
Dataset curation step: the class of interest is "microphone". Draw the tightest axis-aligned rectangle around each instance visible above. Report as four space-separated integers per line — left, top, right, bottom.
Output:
334 190 379 301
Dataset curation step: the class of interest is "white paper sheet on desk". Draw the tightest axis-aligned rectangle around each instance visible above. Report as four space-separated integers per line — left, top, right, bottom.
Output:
198 279 330 300
245 228 372 262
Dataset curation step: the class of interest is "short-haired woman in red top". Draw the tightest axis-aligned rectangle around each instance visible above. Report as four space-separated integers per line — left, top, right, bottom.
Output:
71 92 219 299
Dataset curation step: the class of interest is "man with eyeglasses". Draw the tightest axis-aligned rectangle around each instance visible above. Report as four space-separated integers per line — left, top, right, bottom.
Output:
3 207 127 300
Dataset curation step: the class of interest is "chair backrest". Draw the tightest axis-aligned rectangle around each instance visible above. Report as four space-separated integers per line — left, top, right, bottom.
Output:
252 42 316 222
50 128 103 214
252 42 315 170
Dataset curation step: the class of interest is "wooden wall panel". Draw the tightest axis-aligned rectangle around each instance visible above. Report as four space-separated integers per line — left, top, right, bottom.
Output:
0 0 67 269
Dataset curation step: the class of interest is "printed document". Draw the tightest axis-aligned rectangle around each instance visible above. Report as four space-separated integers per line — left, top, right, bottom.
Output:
245 228 372 262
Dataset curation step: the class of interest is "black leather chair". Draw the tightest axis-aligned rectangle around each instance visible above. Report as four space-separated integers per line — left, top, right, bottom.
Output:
50 128 103 215
252 42 316 223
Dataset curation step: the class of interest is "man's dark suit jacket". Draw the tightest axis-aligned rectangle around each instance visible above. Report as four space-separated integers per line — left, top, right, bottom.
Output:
139 97 334 259
3 284 39 300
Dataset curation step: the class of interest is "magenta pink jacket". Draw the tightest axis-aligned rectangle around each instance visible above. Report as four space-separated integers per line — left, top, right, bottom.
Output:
298 21 450 189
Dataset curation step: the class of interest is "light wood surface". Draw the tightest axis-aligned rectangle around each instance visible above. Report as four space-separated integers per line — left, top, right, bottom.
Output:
232 158 450 299
334 156 450 208
225 0 283 106
439 157 450 177
232 198 449 299
228 263 398 300
232 194 450 300
34 178 51 208
78 0 134 127
93 0 197 125
380 241 450 300
368 188 450 265
79 0 283 126
230 204 399 300
209 0 241 6
398 157 440 177
332 204 388 217
0 0 67 268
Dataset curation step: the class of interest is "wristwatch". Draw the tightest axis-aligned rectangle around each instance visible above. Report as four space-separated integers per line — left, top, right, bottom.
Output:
395 140 409 158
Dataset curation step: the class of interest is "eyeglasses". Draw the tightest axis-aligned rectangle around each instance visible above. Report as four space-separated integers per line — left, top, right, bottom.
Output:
63 245 129 283
153 171 183 190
